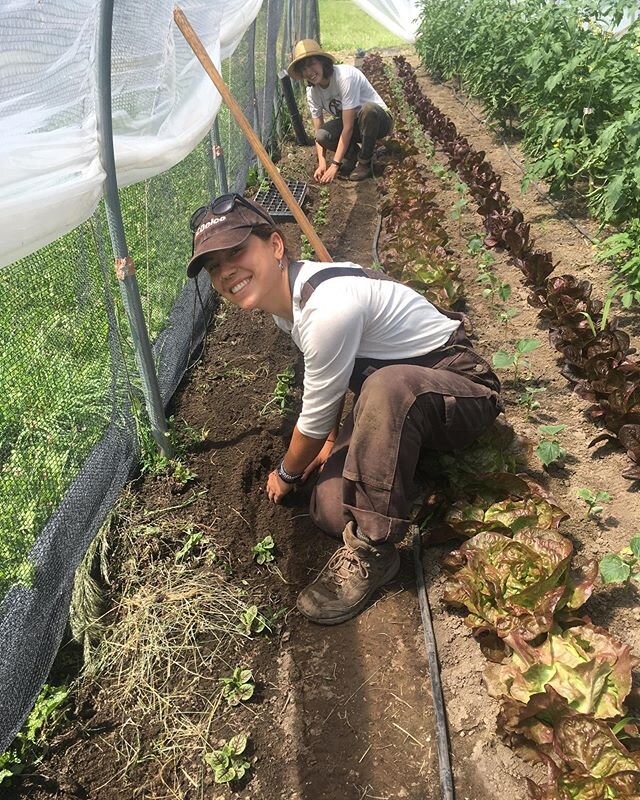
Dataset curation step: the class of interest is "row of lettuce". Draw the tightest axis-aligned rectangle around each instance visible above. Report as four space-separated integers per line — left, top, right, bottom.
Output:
362 51 640 800
416 0 640 302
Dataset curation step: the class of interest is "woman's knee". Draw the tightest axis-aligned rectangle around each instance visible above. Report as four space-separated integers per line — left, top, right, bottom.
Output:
315 127 336 148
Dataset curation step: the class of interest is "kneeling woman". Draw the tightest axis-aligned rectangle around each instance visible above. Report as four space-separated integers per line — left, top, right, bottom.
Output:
187 194 503 625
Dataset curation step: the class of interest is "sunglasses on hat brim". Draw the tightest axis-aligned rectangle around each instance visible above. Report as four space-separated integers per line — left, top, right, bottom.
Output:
189 193 274 234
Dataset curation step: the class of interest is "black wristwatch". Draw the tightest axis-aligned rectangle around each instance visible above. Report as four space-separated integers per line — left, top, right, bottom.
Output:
330 159 342 168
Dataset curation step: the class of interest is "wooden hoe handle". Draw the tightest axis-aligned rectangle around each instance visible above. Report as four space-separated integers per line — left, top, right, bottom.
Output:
173 7 333 263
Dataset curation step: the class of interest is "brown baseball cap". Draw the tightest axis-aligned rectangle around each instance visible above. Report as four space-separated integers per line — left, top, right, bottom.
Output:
187 196 275 278
287 39 335 80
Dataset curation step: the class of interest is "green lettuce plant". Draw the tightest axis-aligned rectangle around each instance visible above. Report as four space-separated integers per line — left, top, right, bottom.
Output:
443 529 596 641
204 734 250 784
251 535 275 565
507 699 640 799
219 668 255 707
485 624 635 719
431 472 567 541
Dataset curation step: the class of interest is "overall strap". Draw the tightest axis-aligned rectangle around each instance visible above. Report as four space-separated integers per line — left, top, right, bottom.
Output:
299 266 371 310
287 260 304 297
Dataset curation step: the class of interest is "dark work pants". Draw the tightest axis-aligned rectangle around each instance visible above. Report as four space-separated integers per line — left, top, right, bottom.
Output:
309 338 502 544
315 103 394 162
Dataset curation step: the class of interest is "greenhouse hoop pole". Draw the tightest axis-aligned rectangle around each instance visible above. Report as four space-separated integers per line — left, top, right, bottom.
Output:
210 118 229 195
96 0 172 458
174 6 332 263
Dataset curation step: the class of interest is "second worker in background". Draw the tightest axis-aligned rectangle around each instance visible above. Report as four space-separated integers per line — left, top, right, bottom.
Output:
288 39 393 183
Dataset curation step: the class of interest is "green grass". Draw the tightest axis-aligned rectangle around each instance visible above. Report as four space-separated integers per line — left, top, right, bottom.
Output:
319 0 405 52
0 139 211 602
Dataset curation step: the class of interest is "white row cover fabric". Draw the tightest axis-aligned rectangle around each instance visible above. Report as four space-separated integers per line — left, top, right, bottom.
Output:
351 0 421 42
0 0 262 268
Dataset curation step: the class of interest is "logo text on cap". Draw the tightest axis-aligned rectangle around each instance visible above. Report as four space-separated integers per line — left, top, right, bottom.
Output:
196 215 227 238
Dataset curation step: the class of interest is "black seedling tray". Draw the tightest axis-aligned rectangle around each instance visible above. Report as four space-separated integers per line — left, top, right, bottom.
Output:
253 180 307 220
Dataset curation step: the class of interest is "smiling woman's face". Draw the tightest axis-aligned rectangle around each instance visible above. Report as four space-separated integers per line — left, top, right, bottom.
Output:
204 231 285 312
300 57 327 87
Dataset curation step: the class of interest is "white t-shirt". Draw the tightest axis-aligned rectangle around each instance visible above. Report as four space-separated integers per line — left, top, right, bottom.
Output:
273 261 460 438
306 64 388 120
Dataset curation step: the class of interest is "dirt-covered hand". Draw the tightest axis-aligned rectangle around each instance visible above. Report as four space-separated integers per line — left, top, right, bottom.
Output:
318 163 338 184
266 469 294 504
313 164 326 182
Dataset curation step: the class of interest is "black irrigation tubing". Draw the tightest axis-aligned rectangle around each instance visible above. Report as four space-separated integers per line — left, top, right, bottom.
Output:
413 530 456 800
446 85 597 246
369 163 455 798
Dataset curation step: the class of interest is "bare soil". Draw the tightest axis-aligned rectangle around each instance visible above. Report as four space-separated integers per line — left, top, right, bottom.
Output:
9 49 639 800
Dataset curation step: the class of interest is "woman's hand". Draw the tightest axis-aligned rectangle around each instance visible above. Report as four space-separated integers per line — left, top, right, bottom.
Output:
266 469 294 504
301 438 335 481
313 162 327 182
318 163 339 184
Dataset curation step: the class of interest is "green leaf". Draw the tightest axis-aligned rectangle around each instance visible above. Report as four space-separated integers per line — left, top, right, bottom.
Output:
228 733 248 755
538 425 567 436
629 536 640 560
516 338 540 354
238 684 254 702
492 351 515 369
599 554 631 584
204 750 229 770
604 173 625 220
214 764 236 783
536 440 564 466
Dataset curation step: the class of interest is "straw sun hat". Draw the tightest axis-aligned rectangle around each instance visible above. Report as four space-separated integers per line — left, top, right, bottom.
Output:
287 39 336 80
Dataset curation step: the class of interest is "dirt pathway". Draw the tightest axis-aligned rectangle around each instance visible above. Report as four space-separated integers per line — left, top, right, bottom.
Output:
12 51 639 800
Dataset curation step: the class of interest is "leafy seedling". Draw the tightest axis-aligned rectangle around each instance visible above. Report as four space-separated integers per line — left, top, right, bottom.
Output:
536 424 567 466
450 197 468 222
238 605 267 636
0 684 69 786
599 535 640 586
517 386 546 415
496 307 518 327
261 366 295 415
577 488 612 519
467 234 484 255
492 338 540 382
204 734 251 784
219 668 255 706
175 528 204 562
171 459 197 488
300 233 314 260
314 188 330 226
478 270 511 305
251 535 275 565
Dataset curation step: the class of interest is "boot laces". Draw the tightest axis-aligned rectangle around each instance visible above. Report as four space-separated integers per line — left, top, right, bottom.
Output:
325 545 369 586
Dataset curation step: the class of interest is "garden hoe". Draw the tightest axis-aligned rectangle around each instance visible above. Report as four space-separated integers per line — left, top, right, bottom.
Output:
173 6 332 263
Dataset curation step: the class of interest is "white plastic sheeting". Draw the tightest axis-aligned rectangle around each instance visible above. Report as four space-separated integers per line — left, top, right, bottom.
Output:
351 0 421 42
0 0 262 268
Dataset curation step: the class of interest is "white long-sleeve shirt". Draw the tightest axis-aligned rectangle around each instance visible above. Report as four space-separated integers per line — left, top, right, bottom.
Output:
273 261 459 438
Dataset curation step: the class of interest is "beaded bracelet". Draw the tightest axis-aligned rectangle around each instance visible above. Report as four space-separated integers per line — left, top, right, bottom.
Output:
277 460 303 484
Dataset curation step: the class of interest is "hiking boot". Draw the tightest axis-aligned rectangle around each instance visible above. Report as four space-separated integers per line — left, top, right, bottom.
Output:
296 522 400 625
348 160 372 181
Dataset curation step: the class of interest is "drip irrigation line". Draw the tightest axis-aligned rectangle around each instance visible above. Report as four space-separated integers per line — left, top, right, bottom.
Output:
447 86 597 246
369 190 454 797
412 529 455 800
